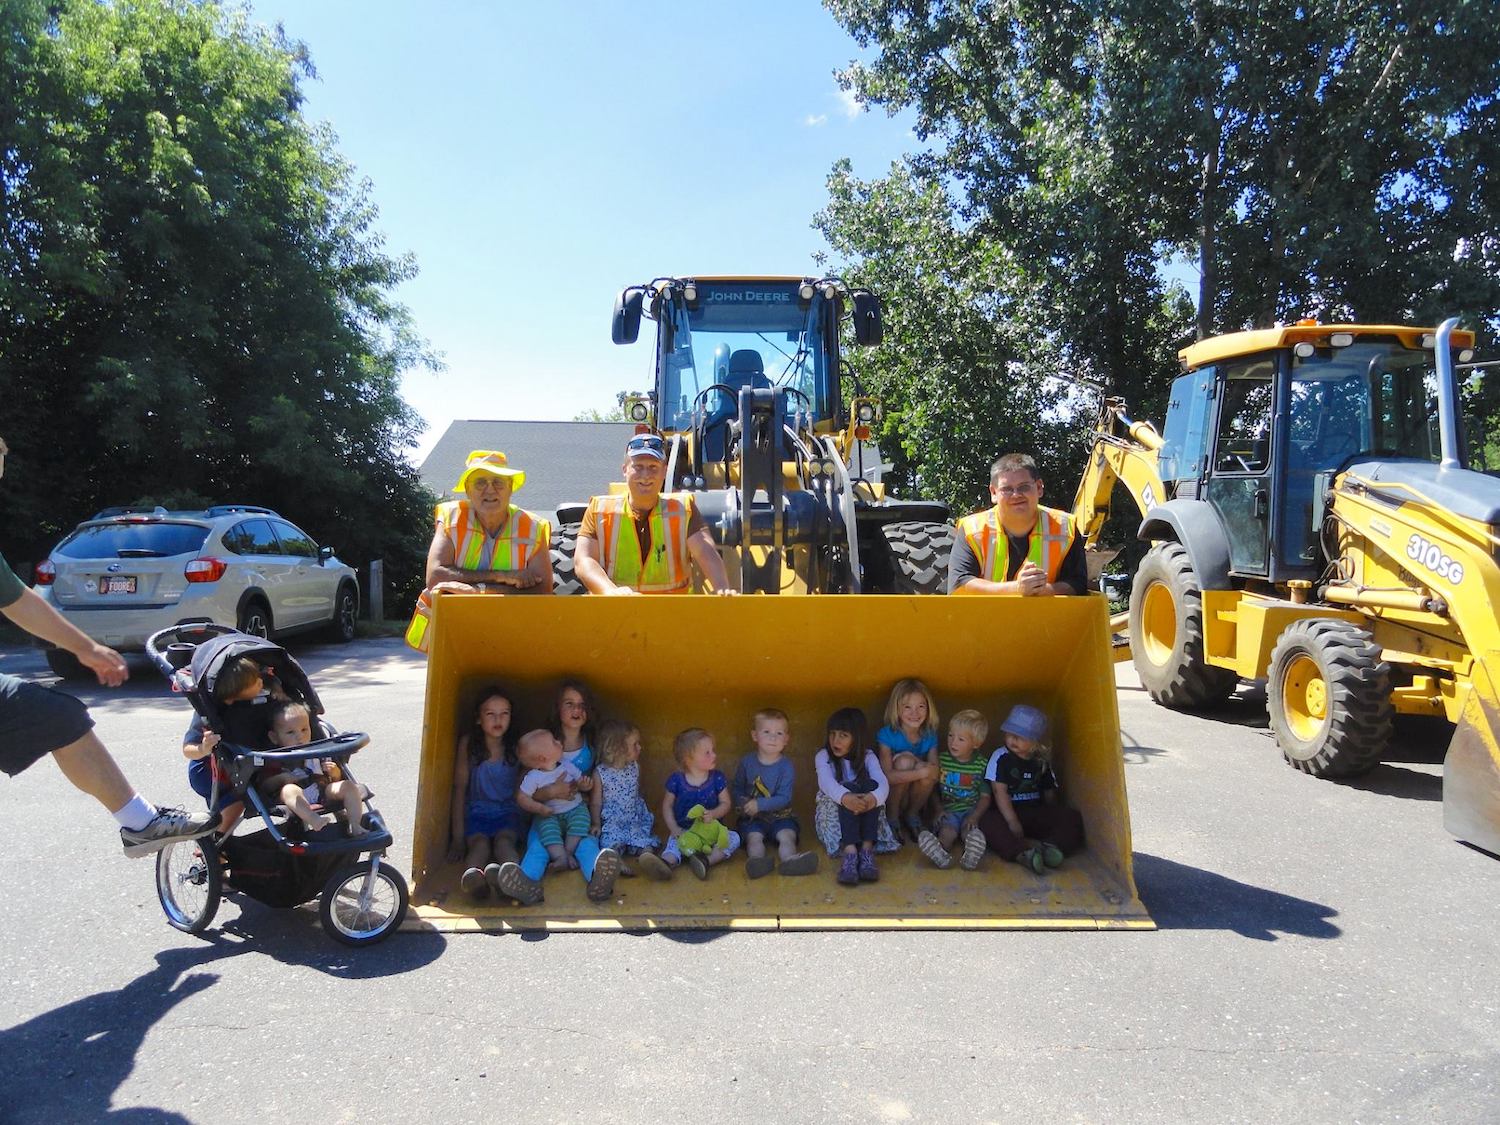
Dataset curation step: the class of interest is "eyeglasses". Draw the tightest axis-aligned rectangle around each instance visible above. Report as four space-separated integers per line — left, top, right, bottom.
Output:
993 482 1035 496
469 475 507 491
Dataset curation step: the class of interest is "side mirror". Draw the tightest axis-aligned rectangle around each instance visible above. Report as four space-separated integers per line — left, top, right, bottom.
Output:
319 546 334 566
612 289 643 345
851 291 883 347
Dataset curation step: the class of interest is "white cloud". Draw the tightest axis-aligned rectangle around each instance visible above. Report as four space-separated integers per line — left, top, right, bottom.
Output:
837 88 863 118
804 113 828 127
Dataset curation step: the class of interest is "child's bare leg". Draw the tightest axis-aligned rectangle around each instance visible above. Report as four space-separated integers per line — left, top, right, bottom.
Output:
546 843 568 871
938 822 959 849
217 802 244 834
707 846 728 867
490 830 519 865
745 830 768 859
463 834 493 871
909 772 938 820
281 784 332 831
774 827 799 861
564 834 582 869
328 779 367 835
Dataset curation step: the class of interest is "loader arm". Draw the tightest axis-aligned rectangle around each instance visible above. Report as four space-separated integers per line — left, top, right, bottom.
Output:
1072 398 1170 566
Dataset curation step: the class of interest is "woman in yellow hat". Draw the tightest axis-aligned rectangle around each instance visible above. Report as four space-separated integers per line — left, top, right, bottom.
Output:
405 451 552 652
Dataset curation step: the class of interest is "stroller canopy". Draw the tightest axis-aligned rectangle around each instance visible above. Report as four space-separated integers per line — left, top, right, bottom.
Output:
186 631 323 730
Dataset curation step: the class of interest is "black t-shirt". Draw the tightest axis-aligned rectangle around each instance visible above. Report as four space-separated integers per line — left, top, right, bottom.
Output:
984 750 1057 803
947 526 1089 594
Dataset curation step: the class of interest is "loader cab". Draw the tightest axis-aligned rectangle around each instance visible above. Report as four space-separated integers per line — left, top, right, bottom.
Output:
1168 327 1476 584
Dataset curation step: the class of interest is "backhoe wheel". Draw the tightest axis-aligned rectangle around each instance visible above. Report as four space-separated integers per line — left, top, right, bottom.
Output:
1128 542 1238 708
550 522 584 596
1267 619 1392 777
877 521 954 594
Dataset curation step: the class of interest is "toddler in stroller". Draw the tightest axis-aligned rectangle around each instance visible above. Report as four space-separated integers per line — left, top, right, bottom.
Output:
149 624 408 946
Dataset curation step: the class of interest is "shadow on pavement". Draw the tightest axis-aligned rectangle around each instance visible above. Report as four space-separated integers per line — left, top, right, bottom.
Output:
1133 852 1341 941
1339 763 1443 802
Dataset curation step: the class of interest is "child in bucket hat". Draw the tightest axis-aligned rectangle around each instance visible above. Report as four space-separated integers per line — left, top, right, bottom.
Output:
977 704 1085 874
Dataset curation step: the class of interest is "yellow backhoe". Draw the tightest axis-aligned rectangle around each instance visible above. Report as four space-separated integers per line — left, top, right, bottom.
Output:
1073 318 1500 856
404 276 1152 931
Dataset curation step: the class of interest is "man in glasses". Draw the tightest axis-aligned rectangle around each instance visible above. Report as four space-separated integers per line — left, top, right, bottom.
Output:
574 434 736 595
948 453 1087 596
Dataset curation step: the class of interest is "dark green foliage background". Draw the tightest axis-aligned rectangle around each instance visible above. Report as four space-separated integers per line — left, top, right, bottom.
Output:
0 0 436 609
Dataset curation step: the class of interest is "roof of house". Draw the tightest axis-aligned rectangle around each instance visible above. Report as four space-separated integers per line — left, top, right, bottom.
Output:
419 420 636 515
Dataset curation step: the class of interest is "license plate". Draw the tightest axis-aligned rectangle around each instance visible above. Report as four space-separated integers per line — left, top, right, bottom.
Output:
99 576 137 595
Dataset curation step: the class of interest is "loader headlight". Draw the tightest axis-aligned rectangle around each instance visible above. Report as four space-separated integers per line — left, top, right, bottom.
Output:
1460 348 1475 363
1329 332 1353 347
627 398 651 423
855 402 876 423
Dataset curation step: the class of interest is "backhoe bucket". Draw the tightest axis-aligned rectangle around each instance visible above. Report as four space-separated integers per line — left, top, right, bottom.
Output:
408 594 1151 931
1444 651 1500 857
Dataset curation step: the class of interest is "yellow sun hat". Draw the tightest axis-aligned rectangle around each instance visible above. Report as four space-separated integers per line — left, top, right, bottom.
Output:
453 450 525 493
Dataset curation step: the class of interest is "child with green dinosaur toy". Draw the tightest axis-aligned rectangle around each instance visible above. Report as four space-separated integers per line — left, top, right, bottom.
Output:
636 728 741 881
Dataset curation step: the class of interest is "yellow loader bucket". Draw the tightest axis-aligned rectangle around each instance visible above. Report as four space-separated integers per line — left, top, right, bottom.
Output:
1444 650 1500 857
408 594 1152 931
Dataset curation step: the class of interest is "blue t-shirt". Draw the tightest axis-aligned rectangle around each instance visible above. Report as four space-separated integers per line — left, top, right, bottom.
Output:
876 725 937 761
665 769 728 830
470 757 519 808
563 740 594 775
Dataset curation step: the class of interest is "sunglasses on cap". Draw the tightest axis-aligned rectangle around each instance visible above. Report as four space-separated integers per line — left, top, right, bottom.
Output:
626 434 666 458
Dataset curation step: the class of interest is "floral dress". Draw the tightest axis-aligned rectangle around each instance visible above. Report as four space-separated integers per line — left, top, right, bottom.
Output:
596 761 658 852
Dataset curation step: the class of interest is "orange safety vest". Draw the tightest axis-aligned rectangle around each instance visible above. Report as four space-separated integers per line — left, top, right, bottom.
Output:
956 503 1077 586
404 501 550 652
592 494 694 594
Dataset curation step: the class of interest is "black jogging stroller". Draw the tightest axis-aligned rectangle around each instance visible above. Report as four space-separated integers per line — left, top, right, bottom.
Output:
146 623 408 946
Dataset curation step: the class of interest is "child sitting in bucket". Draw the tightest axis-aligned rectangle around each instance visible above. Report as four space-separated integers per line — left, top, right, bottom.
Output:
876 677 941 843
449 686 523 900
813 707 891 885
515 728 592 872
730 707 818 878
637 728 740 880
916 709 991 871
977 704 1085 873
262 700 367 837
589 719 659 872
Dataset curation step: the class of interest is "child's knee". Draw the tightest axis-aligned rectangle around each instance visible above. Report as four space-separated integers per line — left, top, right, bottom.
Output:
892 752 917 773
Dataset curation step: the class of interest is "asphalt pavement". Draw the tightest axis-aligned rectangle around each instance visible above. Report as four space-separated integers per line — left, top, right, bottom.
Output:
0 636 1496 1124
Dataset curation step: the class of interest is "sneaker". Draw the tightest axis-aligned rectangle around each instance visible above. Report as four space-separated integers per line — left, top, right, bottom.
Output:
857 848 879 882
916 829 953 869
495 861 544 905
685 852 709 880
778 850 819 877
120 805 215 858
960 827 987 871
745 853 775 880
1040 842 1065 869
636 851 674 881
586 848 621 903
460 866 488 899
836 851 859 886
1015 847 1046 875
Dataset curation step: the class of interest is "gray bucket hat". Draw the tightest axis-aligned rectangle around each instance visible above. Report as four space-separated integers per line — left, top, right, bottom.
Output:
1000 704 1049 743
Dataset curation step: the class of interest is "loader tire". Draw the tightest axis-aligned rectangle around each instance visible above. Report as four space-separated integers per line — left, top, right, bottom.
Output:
551 522 584 596
877 521 954 594
1267 618 1391 777
1128 542 1238 708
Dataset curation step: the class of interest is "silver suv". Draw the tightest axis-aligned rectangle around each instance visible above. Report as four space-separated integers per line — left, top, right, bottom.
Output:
34 505 359 675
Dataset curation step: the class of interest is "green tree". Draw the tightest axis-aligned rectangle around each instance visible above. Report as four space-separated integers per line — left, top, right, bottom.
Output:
820 0 1500 514
0 0 437 607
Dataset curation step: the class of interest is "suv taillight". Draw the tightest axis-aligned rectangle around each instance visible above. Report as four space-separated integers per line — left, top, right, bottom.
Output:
184 557 228 583
33 560 55 585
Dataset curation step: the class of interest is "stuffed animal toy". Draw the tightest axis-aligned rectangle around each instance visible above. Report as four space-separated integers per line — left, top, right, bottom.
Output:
677 803 729 856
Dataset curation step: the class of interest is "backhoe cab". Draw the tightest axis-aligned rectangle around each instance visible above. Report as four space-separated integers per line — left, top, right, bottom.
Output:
1075 318 1500 855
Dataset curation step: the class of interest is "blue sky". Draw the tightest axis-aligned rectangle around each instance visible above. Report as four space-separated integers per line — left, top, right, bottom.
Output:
244 2 921 461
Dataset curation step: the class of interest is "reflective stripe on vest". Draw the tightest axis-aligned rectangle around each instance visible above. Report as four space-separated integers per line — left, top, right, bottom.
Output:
404 501 550 652
595 495 693 594
956 504 1076 585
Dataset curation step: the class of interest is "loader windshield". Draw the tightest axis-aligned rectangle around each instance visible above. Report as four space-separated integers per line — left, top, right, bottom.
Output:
658 281 834 430
1289 340 1457 469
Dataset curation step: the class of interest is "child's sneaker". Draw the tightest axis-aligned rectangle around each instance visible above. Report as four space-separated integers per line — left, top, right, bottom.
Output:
685 852 709 880
636 851 673 881
836 851 859 885
1040 842 1065 868
916 829 953 869
494 861 544 905
960 827 987 871
120 805 215 858
857 848 879 882
745 853 775 879
1015 847 1046 875
460 866 488 899
778 850 818 877
586 848 621 903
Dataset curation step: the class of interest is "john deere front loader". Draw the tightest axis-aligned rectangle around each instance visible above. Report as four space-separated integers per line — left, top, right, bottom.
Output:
1073 318 1500 857
406 277 1150 931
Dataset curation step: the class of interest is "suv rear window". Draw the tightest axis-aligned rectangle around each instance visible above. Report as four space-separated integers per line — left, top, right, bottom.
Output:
56 522 210 559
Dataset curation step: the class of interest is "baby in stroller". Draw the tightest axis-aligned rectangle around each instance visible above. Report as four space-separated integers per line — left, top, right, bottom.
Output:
183 655 364 837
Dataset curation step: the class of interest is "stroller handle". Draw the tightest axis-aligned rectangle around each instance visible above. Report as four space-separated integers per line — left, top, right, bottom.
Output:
221 731 370 767
145 622 241 678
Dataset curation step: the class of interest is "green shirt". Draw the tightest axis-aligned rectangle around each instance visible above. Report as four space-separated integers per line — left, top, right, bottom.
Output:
0 550 25 609
936 748 988 814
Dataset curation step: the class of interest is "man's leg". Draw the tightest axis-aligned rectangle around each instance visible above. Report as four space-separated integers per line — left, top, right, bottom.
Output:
52 730 213 856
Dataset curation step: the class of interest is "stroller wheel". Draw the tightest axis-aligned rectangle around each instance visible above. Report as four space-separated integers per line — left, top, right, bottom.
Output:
156 836 223 935
318 861 409 947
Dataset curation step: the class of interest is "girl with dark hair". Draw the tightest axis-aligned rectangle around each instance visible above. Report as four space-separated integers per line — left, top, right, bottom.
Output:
449 685 522 899
813 707 895 885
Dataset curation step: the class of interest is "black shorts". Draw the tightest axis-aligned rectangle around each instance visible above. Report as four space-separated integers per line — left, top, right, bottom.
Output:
0 672 95 777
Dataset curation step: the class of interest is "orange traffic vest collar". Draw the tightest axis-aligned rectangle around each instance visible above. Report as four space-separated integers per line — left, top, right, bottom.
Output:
956 503 1076 585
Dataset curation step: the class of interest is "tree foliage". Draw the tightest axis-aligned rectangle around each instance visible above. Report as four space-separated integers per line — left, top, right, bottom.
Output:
820 0 1500 516
0 0 437 606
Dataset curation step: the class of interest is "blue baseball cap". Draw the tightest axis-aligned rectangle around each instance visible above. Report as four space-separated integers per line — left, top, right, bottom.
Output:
626 433 666 461
1000 704 1049 743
